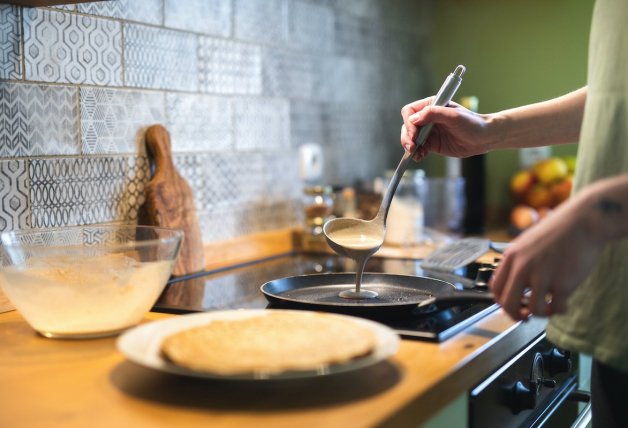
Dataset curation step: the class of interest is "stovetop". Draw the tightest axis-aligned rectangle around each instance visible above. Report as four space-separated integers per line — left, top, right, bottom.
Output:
153 252 498 342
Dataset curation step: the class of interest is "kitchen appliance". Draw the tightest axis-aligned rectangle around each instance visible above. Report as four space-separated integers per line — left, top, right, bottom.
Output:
154 252 498 342
469 332 591 427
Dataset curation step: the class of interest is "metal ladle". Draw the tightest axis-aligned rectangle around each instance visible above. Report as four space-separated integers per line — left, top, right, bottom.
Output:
324 65 466 299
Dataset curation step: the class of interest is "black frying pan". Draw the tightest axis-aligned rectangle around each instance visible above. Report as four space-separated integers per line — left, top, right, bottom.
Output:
260 273 495 317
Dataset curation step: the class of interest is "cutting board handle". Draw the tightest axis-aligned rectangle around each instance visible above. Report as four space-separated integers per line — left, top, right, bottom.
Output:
139 125 205 276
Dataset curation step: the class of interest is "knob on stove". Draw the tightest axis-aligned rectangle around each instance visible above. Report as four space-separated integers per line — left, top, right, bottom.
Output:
507 353 556 414
473 267 494 288
543 348 572 377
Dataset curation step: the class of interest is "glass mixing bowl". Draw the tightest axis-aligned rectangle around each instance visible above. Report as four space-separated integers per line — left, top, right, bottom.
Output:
0 225 183 338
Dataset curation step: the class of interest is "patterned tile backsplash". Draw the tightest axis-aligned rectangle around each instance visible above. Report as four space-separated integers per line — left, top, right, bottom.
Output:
23 8 123 86
0 5 22 80
80 87 165 154
0 0 432 244
0 83 79 157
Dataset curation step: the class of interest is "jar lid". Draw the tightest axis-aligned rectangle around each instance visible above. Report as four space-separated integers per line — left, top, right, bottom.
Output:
303 185 333 196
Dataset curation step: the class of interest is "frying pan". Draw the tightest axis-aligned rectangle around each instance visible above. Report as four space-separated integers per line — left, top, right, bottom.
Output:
260 273 495 317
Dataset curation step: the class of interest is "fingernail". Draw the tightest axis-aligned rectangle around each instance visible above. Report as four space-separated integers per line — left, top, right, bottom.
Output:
409 113 420 123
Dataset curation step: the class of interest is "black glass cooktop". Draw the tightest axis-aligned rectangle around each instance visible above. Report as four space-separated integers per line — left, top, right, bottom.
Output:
153 253 498 342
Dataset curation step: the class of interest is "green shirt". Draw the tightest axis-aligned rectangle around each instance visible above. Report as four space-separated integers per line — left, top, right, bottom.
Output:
546 0 628 373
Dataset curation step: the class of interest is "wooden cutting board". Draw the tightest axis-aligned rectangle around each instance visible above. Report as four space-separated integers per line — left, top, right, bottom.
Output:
138 124 205 276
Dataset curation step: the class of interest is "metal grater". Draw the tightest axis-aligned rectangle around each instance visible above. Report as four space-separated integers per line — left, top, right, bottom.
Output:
420 238 490 272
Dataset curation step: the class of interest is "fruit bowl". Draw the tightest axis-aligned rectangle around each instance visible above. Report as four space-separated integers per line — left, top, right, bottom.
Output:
0 225 182 338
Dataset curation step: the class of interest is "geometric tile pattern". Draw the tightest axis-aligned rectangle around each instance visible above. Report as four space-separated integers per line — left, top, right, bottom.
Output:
262 49 314 99
198 37 262 95
289 1 334 53
80 88 165 154
233 97 288 150
78 0 163 25
0 5 22 80
234 0 288 46
0 160 31 232
29 156 149 228
0 1 432 244
124 23 197 91
173 149 301 242
0 83 79 157
23 8 123 86
164 0 231 37
165 93 232 152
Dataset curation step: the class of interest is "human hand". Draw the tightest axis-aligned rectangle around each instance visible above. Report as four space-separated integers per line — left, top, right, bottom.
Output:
489 193 605 320
400 97 492 161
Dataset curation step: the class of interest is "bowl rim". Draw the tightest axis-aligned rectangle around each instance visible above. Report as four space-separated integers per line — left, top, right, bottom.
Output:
0 224 184 252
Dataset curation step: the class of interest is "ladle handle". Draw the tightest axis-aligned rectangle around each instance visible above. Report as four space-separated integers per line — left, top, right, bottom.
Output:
376 65 466 225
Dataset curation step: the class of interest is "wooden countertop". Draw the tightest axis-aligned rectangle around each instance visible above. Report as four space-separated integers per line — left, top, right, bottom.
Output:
0 228 529 427
0 306 545 428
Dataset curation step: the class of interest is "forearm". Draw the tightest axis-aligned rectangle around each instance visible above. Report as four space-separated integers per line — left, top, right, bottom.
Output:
575 173 628 244
485 87 587 150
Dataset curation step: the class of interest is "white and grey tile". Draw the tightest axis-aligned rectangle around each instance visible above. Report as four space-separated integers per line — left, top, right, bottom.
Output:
233 97 289 151
198 36 262 95
175 152 267 211
0 160 31 232
262 48 314 99
49 4 76 11
334 10 381 60
289 1 334 53
0 83 79 157
314 56 358 103
29 156 148 228
332 0 380 20
165 0 231 37
0 5 22 80
124 23 197 91
290 101 325 148
78 0 162 25
166 93 232 152
233 0 288 46
80 87 165 154
23 8 122 85
262 150 301 201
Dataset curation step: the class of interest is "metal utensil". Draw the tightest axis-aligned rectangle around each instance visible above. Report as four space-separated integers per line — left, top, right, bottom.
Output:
324 65 466 299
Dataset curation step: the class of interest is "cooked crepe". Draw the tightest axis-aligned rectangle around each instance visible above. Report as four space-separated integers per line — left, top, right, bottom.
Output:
160 311 377 375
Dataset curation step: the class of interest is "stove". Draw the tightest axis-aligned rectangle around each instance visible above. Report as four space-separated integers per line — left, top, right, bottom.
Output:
153 252 498 342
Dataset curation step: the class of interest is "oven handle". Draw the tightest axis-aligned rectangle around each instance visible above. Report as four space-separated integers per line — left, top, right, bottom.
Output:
569 390 592 428
533 388 591 428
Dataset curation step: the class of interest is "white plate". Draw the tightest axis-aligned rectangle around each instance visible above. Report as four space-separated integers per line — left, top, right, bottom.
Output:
117 309 400 380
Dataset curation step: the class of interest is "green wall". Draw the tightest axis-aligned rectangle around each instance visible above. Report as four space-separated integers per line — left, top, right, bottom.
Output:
426 0 594 224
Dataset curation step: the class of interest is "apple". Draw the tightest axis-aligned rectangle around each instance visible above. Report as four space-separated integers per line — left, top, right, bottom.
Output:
537 206 552 219
564 156 577 174
551 174 573 205
526 183 555 209
510 170 536 200
510 205 539 230
533 157 569 185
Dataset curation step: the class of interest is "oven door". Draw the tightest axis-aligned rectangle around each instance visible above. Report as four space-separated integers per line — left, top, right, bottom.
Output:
469 333 591 428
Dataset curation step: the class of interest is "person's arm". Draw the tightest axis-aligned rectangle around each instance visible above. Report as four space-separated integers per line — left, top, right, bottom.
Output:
490 172 628 320
400 87 587 159
488 87 587 150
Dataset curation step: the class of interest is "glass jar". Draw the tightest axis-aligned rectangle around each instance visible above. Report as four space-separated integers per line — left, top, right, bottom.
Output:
302 185 334 238
384 170 425 246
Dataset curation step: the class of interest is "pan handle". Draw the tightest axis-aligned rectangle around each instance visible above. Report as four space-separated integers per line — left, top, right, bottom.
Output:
418 291 495 309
